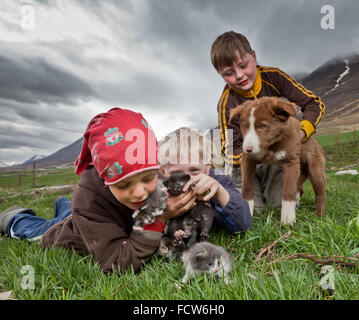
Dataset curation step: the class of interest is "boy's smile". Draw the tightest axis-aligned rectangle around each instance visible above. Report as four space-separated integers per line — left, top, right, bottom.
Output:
219 51 258 92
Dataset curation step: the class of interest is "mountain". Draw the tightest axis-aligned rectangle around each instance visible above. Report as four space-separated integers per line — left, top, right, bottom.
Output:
34 137 83 169
22 154 46 165
0 160 12 168
291 72 310 83
300 53 359 135
0 137 83 171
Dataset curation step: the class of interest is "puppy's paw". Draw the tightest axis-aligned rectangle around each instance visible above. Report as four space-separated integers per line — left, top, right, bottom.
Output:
200 232 209 241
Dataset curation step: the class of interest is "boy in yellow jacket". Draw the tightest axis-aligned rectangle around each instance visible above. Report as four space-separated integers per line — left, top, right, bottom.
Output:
211 31 325 211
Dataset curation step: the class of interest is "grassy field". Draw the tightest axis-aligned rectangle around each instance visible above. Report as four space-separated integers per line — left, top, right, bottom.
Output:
315 129 359 147
1 133 359 300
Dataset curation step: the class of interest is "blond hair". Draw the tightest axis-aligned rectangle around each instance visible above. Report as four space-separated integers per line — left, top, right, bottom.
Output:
159 127 219 167
211 31 253 72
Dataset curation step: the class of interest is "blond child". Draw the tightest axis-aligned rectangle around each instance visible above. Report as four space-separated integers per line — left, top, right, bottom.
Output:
159 127 251 233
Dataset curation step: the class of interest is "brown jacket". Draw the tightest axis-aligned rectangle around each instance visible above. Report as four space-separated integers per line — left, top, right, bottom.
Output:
41 166 162 273
218 65 325 165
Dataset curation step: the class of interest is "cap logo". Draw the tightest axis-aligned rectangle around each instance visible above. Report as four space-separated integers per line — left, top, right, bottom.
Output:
104 162 123 179
104 127 124 146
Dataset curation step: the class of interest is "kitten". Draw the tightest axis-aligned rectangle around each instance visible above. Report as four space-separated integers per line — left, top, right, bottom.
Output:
132 180 168 231
159 173 215 258
181 242 233 284
163 172 196 196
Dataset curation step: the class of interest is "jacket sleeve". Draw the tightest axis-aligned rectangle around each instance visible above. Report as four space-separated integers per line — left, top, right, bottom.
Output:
271 68 325 141
217 87 243 165
72 205 162 273
210 170 252 233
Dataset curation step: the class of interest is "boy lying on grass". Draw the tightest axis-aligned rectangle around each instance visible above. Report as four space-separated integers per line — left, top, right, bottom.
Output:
0 112 251 273
0 108 182 273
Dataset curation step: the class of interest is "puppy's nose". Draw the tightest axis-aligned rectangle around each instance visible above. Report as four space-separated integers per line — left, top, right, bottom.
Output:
244 146 253 153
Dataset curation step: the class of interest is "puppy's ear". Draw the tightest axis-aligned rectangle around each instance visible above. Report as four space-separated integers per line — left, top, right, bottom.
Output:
272 99 298 121
229 104 244 125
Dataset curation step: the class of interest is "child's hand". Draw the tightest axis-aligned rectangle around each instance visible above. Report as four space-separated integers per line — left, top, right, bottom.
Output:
183 173 219 202
183 173 230 207
159 189 197 222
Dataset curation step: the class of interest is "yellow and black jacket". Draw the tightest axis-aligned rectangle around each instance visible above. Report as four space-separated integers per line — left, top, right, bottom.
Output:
217 65 325 166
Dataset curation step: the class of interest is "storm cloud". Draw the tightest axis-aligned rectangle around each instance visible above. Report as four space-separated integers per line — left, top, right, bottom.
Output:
0 0 358 164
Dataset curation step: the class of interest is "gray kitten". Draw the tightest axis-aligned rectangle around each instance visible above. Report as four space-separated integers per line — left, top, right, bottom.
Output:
181 242 233 284
132 180 168 231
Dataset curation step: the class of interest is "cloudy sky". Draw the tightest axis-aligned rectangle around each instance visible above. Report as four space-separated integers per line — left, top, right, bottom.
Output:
0 0 358 165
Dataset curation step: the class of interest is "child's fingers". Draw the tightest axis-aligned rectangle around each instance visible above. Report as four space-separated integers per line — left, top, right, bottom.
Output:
179 196 197 213
202 187 217 202
195 178 217 196
183 178 198 192
175 190 196 208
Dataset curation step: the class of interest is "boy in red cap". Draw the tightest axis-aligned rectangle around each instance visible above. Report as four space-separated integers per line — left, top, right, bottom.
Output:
0 108 186 273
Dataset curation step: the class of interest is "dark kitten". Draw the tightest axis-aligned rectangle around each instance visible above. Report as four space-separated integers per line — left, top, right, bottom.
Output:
159 173 215 259
163 172 196 195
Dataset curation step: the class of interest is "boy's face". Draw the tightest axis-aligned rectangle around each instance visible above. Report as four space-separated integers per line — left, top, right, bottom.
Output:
163 163 210 178
219 50 258 91
108 169 159 210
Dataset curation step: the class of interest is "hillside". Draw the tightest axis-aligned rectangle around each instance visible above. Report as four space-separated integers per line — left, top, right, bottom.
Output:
0 138 83 172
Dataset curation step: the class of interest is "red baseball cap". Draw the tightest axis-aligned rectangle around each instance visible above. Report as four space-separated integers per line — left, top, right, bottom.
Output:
75 108 160 185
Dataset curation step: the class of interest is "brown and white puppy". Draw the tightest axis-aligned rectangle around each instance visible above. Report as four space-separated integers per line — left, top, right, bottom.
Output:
229 97 326 225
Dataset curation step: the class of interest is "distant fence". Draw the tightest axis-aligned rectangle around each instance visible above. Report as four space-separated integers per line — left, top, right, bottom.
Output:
316 127 358 147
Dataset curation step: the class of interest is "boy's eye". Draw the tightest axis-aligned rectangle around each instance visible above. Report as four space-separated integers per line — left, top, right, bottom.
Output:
116 183 129 189
222 71 233 77
143 175 156 183
240 63 248 68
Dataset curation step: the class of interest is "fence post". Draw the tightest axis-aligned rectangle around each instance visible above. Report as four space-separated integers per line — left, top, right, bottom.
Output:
353 127 357 144
334 132 340 145
32 159 36 188
18 172 22 187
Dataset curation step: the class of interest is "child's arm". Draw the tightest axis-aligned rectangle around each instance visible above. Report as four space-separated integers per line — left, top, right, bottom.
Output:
269 67 325 141
158 190 197 222
71 203 163 274
183 171 252 233
209 170 252 233
217 88 243 165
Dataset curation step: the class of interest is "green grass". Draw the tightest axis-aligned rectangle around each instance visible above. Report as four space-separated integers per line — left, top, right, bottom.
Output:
0 168 80 195
1 134 359 300
315 130 359 147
